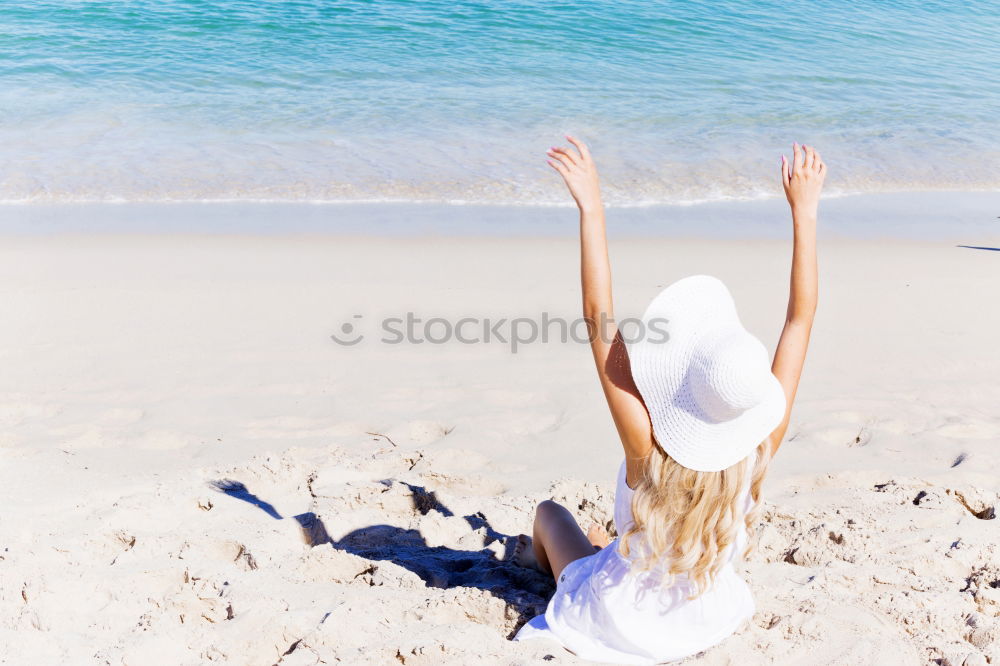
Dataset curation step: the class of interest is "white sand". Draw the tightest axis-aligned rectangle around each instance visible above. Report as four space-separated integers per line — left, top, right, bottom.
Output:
1 233 998 665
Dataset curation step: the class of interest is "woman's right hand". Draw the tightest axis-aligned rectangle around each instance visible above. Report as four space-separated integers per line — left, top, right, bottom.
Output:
547 136 603 214
781 143 826 219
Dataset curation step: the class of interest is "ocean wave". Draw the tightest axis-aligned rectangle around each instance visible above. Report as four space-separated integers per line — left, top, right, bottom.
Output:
2 0 999 209
1 168 998 208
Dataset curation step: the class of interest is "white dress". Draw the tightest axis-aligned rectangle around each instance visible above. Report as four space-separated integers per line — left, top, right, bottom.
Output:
513 459 755 664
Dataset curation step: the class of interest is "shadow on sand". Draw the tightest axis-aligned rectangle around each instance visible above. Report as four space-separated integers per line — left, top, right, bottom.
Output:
209 478 554 635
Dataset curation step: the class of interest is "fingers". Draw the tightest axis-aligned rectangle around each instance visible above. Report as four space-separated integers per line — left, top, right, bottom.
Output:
781 154 790 187
565 135 591 161
792 142 803 173
547 149 576 170
548 146 579 166
547 159 568 177
545 135 591 174
788 143 825 177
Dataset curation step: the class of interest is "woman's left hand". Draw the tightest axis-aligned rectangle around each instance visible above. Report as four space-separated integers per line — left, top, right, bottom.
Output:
547 136 603 214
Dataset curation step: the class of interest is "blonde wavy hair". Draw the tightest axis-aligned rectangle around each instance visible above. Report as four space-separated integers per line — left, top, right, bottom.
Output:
618 438 772 598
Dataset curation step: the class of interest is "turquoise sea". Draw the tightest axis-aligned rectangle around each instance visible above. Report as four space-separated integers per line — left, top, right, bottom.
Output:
1 1 999 206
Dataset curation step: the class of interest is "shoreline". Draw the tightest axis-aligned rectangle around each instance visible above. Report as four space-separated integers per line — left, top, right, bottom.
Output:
1 190 998 241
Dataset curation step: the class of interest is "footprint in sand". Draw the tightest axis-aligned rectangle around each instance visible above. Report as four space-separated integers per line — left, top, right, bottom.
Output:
0 400 60 427
405 420 454 445
373 421 454 447
936 416 1000 440
848 418 878 447
947 488 997 521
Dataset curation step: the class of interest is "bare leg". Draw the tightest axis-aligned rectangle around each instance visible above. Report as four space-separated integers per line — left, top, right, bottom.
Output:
511 500 597 581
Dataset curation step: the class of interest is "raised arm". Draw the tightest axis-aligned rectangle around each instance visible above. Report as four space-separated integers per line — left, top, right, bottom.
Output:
769 143 824 454
547 137 654 464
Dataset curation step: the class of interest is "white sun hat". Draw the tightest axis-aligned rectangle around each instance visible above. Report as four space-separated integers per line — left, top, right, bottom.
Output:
627 275 786 472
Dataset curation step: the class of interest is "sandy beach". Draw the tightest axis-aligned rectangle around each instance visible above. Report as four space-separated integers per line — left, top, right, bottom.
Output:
1 219 998 664
4 0 1000 662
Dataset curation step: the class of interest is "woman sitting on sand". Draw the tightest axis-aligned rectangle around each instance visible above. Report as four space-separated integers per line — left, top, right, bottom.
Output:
512 137 825 663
